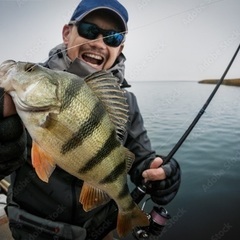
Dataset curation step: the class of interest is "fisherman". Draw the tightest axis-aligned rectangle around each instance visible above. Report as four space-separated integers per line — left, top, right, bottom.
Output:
0 0 181 239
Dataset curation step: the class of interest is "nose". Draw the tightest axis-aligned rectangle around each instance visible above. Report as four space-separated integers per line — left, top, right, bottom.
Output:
88 34 107 49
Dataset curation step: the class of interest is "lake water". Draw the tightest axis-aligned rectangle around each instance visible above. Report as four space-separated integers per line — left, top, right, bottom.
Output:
123 81 240 240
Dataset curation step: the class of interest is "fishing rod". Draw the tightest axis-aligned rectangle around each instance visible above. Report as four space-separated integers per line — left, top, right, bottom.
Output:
130 42 240 239
162 42 240 164
88 42 240 240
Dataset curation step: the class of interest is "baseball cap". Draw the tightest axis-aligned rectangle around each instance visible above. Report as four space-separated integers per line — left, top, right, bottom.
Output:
69 0 128 32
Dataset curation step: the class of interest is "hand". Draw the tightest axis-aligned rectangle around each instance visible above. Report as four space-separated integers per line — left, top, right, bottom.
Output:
142 157 181 205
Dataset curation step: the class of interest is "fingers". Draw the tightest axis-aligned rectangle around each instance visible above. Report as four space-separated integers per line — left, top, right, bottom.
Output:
142 157 166 181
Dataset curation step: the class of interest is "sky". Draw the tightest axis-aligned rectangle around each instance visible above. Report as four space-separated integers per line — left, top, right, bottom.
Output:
0 0 240 81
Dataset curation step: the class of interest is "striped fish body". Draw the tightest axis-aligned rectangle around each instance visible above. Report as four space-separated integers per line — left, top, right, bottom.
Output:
0 60 149 237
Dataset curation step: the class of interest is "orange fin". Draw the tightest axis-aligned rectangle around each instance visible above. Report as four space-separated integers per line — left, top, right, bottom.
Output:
117 204 149 238
31 141 56 183
80 182 110 212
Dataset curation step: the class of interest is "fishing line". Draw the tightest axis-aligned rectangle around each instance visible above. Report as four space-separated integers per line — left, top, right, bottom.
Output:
163 42 240 164
131 0 225 31
25 0 225 66
34 0 226 73
0 0 228 75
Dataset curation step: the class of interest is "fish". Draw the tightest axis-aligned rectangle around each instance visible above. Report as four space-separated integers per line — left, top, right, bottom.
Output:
0 60 149 237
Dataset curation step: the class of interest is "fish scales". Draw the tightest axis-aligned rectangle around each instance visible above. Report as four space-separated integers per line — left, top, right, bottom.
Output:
47 71 141 222
59 81 120 176
0 60 149 237
61 101 107 154
78 129 121 174
99 159 126 184
60 78 85 111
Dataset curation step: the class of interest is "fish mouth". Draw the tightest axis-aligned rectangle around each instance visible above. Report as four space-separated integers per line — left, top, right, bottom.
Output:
0 60 16 77
80 52 105 70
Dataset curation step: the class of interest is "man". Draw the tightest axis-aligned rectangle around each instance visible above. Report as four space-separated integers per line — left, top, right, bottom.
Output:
0 0 181 239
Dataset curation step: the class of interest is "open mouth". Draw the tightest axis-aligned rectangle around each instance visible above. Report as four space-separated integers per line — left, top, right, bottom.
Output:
82 53 104 66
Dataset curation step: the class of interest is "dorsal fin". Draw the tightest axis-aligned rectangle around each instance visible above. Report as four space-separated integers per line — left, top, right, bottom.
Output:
84 71 129 142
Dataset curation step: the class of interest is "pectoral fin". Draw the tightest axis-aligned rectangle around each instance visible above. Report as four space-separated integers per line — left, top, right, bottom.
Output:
31 141 56 183
80 182 110 211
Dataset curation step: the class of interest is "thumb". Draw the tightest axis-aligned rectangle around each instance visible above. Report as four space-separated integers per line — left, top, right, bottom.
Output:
142 157 166 181
149 157 163 168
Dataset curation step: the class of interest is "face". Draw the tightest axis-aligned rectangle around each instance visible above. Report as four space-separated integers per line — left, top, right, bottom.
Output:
62 11 125 71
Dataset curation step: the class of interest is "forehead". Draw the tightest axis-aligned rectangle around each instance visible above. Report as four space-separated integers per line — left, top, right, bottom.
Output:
82 9 123 31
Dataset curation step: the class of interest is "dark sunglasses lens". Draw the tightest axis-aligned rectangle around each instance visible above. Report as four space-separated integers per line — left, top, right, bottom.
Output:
104 32 124 47
76 22 124 47
77 22 98 39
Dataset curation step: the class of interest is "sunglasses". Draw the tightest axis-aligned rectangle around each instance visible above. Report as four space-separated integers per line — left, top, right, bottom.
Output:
74 22 125 47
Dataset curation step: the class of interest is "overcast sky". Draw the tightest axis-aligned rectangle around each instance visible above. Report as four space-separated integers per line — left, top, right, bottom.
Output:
0 0 239 81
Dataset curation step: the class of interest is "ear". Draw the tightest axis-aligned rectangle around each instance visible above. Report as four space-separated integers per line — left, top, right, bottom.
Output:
62 24 72 45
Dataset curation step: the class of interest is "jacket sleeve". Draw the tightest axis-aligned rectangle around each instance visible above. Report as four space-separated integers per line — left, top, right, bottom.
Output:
124 91 181 206
124 91 156 186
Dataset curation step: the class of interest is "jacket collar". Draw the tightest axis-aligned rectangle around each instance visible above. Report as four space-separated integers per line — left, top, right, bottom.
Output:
43 43 130 87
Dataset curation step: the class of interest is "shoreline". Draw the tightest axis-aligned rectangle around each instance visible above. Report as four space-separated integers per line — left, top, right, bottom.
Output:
198 78 240 87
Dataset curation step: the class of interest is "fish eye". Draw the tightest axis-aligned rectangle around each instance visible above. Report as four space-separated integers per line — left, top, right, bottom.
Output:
25 63 36 72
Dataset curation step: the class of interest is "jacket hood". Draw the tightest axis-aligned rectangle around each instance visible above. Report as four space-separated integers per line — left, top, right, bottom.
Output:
43 43 129 87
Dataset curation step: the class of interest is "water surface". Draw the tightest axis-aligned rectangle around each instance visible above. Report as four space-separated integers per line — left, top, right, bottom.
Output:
124 81 240 240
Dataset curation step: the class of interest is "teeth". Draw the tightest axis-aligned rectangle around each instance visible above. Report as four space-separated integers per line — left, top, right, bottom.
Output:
85 53 102 60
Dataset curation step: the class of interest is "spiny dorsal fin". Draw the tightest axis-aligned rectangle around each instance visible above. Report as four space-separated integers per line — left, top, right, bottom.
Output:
84 71 129 142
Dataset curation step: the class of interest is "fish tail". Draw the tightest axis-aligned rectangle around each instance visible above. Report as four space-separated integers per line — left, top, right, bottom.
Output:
117 204 149 237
